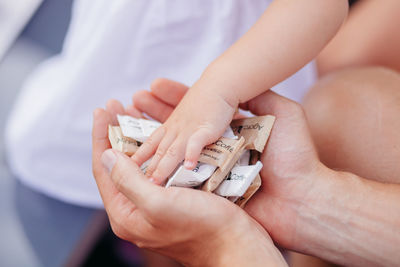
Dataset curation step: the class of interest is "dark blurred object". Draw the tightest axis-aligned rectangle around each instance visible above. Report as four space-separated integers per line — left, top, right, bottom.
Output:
83 227 144 267
349 0 359 7
0 1 94 266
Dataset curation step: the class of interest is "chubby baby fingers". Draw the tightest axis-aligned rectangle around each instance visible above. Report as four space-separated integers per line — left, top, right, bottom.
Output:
132 126 165 166
184 127 217 169
144 132 177 179
151 139 186 183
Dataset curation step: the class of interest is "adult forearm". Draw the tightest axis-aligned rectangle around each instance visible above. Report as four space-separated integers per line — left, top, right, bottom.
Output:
202 216 287 267
295 168 400 266
199 0 348 106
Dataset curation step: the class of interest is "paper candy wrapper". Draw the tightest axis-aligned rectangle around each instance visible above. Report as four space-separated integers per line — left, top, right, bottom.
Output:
108 125 140 156
201 115 274 192
165 162 217 188
234 174 262 208
201 137 245 192
230 115 275 152
117 115 160 143
198 137 243 168
107 114 275 207
214 161 263 197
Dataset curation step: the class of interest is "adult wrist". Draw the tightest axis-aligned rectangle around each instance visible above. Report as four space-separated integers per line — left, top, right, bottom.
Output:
290 166 374 264
289 164 338 252
206 211 287 267
290 167 400 266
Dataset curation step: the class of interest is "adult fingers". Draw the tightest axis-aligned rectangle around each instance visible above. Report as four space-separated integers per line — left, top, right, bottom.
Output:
150 78 188 107
125 104 144 119
92 108 120 206
132 90 174 123
106 99 125 125
246 91 303 118
101 149 163 209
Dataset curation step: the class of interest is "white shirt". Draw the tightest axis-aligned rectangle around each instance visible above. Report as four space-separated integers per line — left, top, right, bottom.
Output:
5 0 316 208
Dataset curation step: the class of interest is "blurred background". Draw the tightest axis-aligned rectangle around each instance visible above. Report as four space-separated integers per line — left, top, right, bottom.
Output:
0 2 182 266
0 1 71 266
0 1 114 266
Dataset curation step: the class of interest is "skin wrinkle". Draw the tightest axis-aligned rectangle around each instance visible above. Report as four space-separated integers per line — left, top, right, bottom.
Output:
298 193 365 264
346 190 395 266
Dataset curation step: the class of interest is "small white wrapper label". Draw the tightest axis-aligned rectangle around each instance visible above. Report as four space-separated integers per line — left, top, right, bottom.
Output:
236 150 250 166
117 115 145 142
117 115 161 143
165 162 217 188
140 119 161 137
214 161 263 197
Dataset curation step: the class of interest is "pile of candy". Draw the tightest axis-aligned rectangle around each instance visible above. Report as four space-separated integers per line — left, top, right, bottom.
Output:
108 114 275 207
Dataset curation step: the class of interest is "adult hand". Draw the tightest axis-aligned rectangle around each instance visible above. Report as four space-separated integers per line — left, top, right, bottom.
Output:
131 79 323 249
132 78 400 266
92 99 287 267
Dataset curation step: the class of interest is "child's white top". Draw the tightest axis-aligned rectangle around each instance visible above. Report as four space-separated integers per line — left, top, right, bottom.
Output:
5 0 316 208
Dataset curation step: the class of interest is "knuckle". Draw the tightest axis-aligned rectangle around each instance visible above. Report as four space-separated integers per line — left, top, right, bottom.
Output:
133 153 145 164
109 216 130 240
138 144 152 158
142 195 166 222
189 126 215 147
134 237 153 249
143 136 155 148
150 78 164 90
155 147 166 158
165 146 177 158
277 98 305 118
248 100 258 115
135 241 147 249
110 221 127 240
289 102 304 115
132 91 149 105
195 125 216 140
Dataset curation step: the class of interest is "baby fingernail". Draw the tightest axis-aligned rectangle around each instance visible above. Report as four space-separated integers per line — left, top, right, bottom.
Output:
101 149 117 174
184 160 196 169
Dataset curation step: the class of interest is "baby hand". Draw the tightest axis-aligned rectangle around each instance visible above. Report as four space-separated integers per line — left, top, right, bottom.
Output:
132 85 237 184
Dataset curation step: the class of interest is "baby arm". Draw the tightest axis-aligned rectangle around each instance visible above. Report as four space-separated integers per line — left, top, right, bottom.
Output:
133 0 349 183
